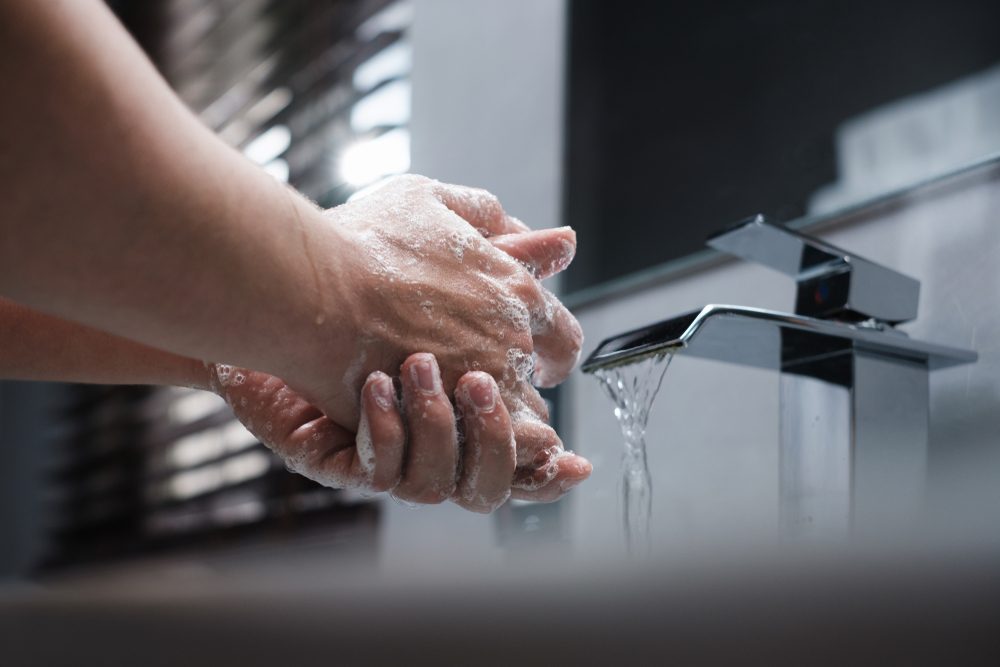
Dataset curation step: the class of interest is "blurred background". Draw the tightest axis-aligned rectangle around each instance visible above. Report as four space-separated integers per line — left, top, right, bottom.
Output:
3 0 1000 661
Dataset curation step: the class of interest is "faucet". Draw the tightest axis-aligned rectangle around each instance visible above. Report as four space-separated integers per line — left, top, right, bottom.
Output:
582 216 977 540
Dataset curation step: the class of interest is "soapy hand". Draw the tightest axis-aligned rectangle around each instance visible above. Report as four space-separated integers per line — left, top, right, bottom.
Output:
209 354 590 512
305 175 584 423
273 175 589 502
238 175 591 508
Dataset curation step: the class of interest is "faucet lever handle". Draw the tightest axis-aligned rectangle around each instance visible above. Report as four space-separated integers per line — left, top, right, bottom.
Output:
707 215 920 324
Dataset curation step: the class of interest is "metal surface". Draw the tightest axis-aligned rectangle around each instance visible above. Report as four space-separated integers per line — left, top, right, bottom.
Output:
708 215 921 323
779 368 852 539
583 220 977 539
779 351 930 539
581 304 977 374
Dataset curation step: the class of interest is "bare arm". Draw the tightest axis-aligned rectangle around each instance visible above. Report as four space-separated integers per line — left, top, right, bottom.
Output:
0 0 343 381
0 297 209 388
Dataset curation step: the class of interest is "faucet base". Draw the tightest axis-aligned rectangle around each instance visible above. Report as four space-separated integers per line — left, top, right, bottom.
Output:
780 350 929 540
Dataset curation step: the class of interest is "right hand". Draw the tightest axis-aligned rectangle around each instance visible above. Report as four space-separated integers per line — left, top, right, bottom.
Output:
275 175 588 499
296 175 584 428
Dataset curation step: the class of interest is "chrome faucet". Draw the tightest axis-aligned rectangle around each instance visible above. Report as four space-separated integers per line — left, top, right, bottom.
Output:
582 216 977 540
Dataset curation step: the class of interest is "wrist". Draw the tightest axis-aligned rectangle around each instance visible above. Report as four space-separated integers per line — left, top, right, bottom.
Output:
271 200 363 390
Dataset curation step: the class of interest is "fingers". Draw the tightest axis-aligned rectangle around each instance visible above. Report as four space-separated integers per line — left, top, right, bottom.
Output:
500 384 591 503
302 372 406 492
496 280 583 389
510 451 593 503
429 180 582 387
358 371 406 492
528 287 584 388
511 418 560 467
211 364 407 493
452 372 516 513
392 353 461 504
432 182 528 237
489 227 577 280
209 364 325 450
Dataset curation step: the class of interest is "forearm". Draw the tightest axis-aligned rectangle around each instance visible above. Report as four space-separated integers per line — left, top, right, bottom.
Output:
0 297 210 389
0 0 349 380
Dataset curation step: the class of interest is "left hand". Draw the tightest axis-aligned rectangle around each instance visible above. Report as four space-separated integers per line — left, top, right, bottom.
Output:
207 353 591 513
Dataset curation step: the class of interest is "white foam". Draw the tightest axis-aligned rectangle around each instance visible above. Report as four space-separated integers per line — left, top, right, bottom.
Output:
512 461 558 491
446 229 476 261
504 348 535 387
355 409 376 483
214 364 233 387
497 293 531 333
460 441 481 504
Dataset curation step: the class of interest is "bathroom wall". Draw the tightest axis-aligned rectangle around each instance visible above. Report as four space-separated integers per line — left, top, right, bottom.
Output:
563 161 1000 559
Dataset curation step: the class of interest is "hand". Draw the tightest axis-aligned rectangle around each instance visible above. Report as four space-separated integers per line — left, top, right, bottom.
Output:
276 176 587 501
289 175 584 431
208 354 591 513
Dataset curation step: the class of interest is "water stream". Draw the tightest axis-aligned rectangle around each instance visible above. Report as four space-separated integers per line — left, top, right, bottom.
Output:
594 352 673 555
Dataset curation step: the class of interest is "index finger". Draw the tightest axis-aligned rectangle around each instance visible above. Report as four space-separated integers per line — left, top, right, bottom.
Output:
432 181 529 237
490 227 577 280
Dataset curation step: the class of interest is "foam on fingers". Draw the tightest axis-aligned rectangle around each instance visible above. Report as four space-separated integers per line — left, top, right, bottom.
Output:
453 372 516 514
392 353 460 504
489 227 577 280
529 289 584 388
361 370 405 492
432 182 512 237
510 451 593 503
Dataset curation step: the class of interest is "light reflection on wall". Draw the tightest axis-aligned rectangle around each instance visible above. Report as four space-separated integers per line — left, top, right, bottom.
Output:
340 128 411 187
226 1 415 196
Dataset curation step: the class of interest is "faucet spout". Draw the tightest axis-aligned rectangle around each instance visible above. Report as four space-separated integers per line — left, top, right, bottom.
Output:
582 304 975 376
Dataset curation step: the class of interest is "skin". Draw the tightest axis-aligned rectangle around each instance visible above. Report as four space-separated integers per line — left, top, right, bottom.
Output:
0 0 592 510
0 237 592 509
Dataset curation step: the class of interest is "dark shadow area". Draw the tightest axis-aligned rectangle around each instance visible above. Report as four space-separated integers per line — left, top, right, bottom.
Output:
564 0 1000 291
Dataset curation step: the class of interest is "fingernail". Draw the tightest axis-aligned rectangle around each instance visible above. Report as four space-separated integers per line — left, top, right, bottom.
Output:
371 374 395 411
411 356 440 395
466 374 496 412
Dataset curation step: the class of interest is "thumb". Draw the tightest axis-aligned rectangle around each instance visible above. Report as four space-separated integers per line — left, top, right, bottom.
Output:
490 227 577 280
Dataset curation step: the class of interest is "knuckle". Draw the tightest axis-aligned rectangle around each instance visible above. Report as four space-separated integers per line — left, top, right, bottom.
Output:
507 327 533 355
510 272 541 303
394 173 429 188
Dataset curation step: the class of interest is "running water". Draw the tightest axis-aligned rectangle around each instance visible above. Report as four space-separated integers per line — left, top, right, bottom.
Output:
594 352 673 555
